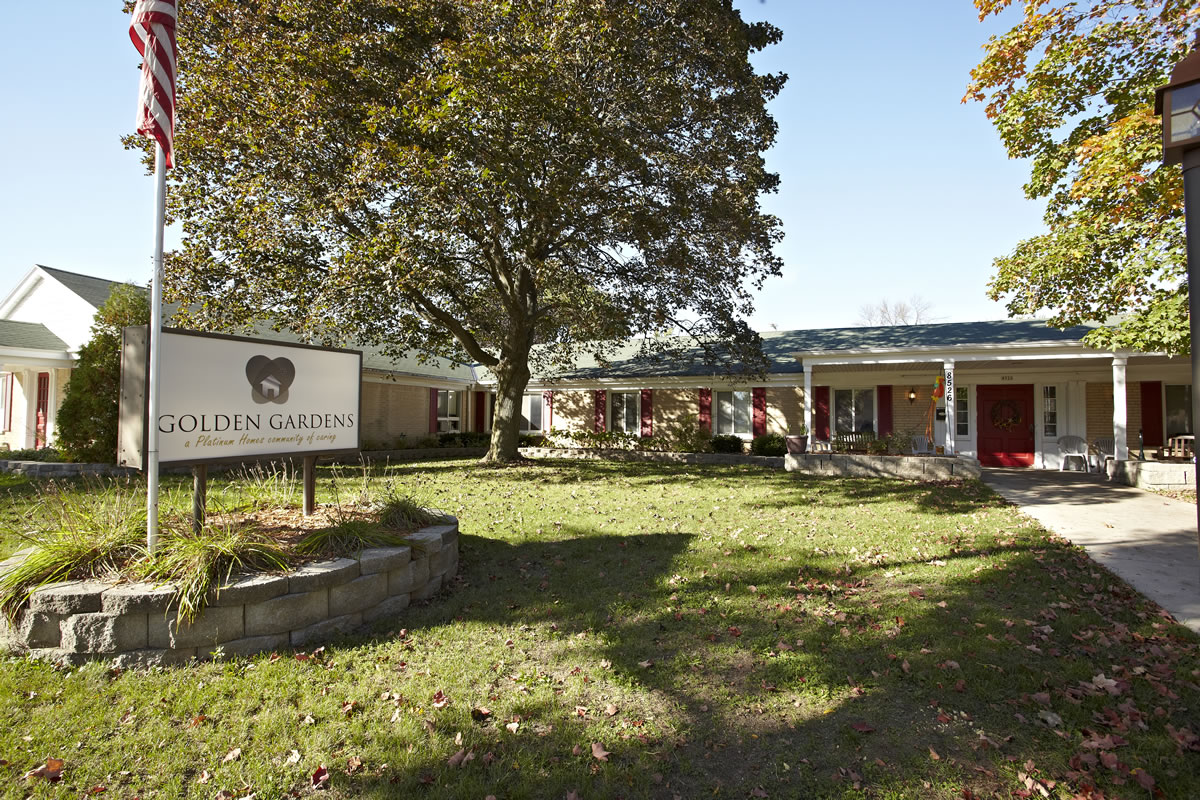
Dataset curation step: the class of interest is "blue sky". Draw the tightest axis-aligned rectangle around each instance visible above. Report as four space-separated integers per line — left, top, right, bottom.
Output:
0 1 1041 331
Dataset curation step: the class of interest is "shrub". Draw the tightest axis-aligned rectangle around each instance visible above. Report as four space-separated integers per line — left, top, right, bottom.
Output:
519 433 549 447
750 433 786 456
0 447 62 462
710 435 745 454
55 283 150 463
438 431 489 448
664 413 712 453
375 483 436 530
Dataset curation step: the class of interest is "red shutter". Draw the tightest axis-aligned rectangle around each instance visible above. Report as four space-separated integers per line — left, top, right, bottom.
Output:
35 373 50 449
429 388 438 434
594 390 607 432
815 386 830 440
473 391 485 431
1140 381 1163 447
877 385 893 437
752 387 766 438
543 391 553 431
698 388 712 432
641 389 653 437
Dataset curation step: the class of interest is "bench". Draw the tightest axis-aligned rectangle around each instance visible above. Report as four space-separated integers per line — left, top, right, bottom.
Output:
832 431 876 453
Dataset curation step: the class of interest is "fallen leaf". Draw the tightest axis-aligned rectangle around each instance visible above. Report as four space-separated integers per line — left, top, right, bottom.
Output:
850 722 875 733
471 706 492 722
286 750 301 764
432 691 449 709
605 704 618 717
24 757 65 783
189 714 207 728
447 749 467 768
311 765 330 790
197 770 211 784
638 660 653 669
222 748 241 763
346 755 363 774
929 747 940 761
506 721 520 733
572 745 582 756
591 742 611 761
751 789 769 798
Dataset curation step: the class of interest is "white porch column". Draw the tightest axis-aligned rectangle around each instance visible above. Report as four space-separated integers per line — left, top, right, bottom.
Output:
803 367 813 439
21 369 37 449
1112 355 1129 461
943 360 956 456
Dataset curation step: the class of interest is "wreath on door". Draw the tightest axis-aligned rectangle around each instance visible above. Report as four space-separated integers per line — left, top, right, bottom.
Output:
990 400 1022 432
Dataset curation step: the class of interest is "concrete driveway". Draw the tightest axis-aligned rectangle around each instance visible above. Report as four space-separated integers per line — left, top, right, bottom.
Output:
981 468 1200 634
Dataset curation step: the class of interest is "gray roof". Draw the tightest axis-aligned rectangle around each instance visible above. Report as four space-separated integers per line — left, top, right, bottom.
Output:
526 319 1099 382
0 319 69 352
38 265 144 309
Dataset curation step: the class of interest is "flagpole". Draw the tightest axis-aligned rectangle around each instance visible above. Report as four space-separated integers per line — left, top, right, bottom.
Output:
147 143 166 555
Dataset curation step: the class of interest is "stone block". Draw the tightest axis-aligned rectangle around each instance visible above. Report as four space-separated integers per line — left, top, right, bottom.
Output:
388 563 413 596
290 613 362 647
413 574 442 601
30 581 110 615
410 557 430 589
359 546 411 575
288 558 359 594
148 605 245 649
438 522 459 547
363 593 410 623
101 583 177 615
60 612 148 653
112 647 197 669
27 648 90 666
208 573 289 607
430 544 457 577
9 610 61 648
405 529 444 555
329 572 388 617
219 633 290 659
245 589 327 637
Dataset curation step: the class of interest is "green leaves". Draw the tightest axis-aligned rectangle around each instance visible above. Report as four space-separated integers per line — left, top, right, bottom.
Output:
967 1 1196 354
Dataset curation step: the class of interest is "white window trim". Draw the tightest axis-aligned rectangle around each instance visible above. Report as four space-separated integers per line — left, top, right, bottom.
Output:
831 386 878 436
608 390 642 435
955 385 970 438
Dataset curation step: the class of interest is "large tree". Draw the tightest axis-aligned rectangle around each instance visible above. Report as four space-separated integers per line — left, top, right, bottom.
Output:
140 0 784 461
965 1 1197 354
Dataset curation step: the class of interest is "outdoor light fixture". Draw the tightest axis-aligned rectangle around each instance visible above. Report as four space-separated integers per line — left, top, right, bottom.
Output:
1155 33 1200 554
908 387 917 405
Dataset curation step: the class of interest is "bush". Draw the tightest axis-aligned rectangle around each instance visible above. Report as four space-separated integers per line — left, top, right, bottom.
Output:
1 447 62 462
518 433 549 447
750 433 786 456
710 435 745 454
437 431 489 448
664 413 712 453
55 283 150 463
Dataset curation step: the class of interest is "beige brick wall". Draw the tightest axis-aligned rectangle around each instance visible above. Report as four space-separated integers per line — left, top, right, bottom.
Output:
766 386 804 435
361 382 431 447
652 388 700 435
891 378 938 436
1086 382 1142 442
551 390 593 432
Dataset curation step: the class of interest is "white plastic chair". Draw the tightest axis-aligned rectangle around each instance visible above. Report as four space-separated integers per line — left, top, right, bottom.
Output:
1091 437 1114 473
1057 435 1088 471
910 435 933 455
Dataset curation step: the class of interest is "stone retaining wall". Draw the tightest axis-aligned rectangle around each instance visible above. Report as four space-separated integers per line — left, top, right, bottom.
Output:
1108 460 1195 491
784 453 981 480
0 460 137 478
519 447 785 468
0 517 459 667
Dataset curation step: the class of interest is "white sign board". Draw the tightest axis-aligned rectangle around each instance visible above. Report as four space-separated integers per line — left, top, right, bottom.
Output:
120 327 361 467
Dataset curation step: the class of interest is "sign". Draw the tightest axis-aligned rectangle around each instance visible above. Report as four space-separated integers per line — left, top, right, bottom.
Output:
119 327 361 467
943 369 954 406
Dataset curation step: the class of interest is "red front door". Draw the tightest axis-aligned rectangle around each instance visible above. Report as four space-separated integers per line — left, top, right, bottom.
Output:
977 384 1035 467
35 372 49 449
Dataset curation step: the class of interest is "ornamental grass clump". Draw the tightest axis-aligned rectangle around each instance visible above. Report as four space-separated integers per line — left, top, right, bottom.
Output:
140 520 291 623
375 482 436 531
0 478 146 619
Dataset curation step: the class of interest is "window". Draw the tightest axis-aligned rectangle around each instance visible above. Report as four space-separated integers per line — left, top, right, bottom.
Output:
610 392 640 434
955 387 969 437
436 390 461 432
1042 386 1057 438
1165 384 1192 437
521 393 544 432
833 388 875 433
716 390 752 436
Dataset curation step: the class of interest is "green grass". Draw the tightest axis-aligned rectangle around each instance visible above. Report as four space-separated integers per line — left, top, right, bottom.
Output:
1 459 1198 799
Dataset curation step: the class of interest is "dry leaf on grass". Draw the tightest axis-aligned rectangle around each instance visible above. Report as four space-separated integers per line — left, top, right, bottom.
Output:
24 757 64 783
222 748 241 763
591 742 611 761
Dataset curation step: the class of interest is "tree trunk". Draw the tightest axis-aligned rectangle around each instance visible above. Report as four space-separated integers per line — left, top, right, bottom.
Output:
483 356 532 463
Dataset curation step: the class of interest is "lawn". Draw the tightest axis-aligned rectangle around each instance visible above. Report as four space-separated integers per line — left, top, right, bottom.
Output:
1 459 1197 799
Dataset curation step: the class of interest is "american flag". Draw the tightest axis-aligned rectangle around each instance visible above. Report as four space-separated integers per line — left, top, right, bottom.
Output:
129 0 178 168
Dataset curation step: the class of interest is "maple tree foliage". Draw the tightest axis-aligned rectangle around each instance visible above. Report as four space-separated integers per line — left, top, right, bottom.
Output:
131 0 785 461
964 1 1198 354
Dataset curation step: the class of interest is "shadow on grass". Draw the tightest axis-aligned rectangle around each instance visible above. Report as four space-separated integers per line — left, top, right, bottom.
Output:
325 522 1199 799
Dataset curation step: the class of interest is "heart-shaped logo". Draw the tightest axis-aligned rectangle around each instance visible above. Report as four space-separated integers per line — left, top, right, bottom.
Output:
245 356 296 405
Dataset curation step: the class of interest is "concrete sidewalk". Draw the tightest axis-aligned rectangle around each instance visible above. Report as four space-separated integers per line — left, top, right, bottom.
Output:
981 468 1200 634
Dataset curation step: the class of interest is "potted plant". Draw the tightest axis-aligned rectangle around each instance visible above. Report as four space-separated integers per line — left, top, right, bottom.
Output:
786 424 809 455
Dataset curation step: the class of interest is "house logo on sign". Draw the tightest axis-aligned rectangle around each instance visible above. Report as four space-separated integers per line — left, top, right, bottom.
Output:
245 356 296 404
